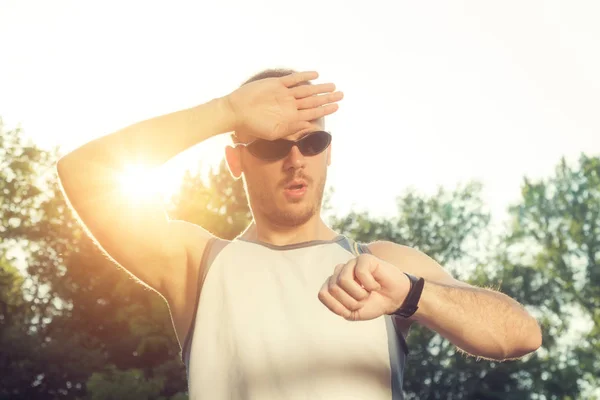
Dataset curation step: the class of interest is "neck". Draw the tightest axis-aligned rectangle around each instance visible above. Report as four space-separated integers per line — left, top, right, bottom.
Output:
239 215 338 246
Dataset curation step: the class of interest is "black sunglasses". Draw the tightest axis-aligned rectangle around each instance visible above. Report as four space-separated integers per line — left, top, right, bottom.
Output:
234 130 332 162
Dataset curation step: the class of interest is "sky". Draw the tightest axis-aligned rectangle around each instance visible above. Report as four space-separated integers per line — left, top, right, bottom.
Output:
1 0 599 228
1 2 599 393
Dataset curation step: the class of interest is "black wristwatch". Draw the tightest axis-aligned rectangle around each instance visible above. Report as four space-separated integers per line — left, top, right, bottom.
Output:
390 273 425 318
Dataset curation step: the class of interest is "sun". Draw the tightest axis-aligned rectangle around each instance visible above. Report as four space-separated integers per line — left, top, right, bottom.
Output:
118 164 162 200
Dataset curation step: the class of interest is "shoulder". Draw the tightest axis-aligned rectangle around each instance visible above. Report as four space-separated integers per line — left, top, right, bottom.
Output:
364 240 464 286
169 219 214 248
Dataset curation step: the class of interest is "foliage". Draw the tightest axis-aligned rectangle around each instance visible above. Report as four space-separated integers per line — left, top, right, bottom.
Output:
330 171 596 398
1 118 598 399
167 159 251 239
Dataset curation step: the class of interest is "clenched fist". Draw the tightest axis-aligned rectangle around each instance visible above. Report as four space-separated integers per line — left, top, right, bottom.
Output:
318 253 412 321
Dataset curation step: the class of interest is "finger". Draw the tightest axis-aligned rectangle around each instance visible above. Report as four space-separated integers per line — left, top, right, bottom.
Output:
328 276 362 311
318 282 352 319
296 92 344 110
291 83 336 99
330 261 349 287
280 71 319 87
337 261 369 301
297 103 339 121
332 263 345 277
354 255 382 291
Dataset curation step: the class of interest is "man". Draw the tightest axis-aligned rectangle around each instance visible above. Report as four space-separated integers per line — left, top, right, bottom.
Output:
57 68 542 399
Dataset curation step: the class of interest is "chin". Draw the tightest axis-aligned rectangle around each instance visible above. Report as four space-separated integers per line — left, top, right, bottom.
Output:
267 203 317 227
248 180 324 227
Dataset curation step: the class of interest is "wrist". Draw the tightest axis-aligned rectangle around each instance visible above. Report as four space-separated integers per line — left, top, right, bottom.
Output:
213 95 238 134
191 96 237 138
410 280 440 323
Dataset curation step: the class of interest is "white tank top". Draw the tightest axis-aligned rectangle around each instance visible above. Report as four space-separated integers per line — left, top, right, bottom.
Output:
181 235 408 399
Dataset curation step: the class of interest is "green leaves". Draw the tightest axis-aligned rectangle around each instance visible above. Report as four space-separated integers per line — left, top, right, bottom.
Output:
86 365 167 400
331 181 491 277
167 159 251 239
331 162 598 398
2 116 599 398
506 154 600 394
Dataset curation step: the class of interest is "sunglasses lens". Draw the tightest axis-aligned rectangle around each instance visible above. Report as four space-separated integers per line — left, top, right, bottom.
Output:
299 131 331 156
248 140 291 161
246 131 331 161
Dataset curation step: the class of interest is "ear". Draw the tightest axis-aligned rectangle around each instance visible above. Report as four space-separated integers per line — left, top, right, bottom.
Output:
225 145 243 179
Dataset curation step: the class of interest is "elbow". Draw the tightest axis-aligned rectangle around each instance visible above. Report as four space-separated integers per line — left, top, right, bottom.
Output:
56 157 70 183
56 155 80 191
504 317 543 360
56 157 79 203
523 318 543 354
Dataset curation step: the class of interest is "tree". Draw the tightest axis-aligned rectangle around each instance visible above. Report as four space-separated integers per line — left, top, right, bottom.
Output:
503 154 600 397
167 160 251 238
0 119 253 399
2 115 598 398
331 176 592 399
0 120 100 399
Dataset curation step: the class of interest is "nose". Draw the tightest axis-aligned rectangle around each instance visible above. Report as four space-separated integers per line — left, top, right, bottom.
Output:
283 145 306 170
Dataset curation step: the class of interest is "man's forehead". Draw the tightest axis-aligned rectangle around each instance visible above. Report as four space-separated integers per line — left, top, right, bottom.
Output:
235 117 325 143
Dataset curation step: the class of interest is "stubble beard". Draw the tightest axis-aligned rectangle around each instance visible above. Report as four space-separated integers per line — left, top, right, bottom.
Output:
246 172 327 228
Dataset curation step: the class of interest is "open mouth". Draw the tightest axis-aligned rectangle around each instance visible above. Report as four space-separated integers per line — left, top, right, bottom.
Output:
284 180 308 198
284 179 308 190
287 184 306 190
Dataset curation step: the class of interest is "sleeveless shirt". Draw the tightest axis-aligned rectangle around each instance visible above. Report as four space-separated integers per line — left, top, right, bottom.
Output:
180 235 409 399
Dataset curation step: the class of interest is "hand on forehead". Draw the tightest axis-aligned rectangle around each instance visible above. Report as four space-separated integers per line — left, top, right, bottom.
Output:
235 118 325 143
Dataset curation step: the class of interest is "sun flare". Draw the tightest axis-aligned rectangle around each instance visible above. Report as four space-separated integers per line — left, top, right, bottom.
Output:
118 164 162 200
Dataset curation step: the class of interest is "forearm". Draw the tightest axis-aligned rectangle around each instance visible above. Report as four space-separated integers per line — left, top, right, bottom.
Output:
412 280 542 360
57 97 233 184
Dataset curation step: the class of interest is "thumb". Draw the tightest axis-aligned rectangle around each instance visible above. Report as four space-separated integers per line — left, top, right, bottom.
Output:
369 258 402 289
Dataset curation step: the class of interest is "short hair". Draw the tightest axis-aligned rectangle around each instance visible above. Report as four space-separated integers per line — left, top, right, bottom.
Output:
240 68 311 87
232 68 319 143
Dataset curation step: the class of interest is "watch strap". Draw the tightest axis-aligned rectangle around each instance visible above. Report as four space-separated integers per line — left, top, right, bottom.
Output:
391 273 425 318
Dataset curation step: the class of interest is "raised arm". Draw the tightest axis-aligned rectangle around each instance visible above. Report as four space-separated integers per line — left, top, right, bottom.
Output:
56 98 231 296
56 71 342 301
